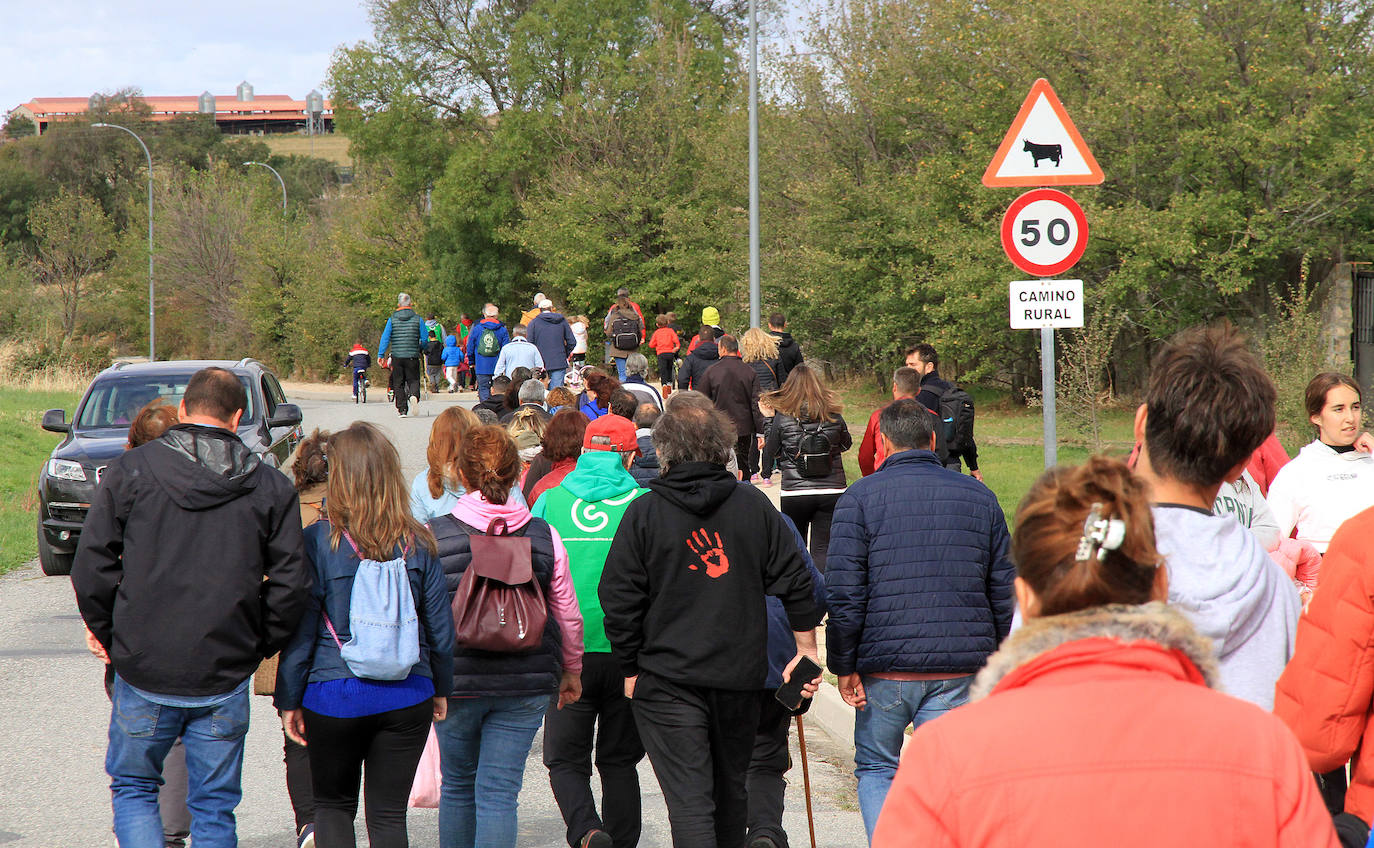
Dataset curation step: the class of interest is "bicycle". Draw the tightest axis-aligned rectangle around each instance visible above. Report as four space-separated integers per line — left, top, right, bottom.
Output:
352 368 369 404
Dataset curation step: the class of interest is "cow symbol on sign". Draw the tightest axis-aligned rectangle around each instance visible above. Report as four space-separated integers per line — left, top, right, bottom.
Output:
1022 139 1062 168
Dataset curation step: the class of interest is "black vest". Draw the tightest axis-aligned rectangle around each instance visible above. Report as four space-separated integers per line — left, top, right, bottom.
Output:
431 514 563 698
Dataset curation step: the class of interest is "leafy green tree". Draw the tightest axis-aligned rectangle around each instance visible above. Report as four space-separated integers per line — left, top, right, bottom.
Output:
28 189 117 338
3 115 36 138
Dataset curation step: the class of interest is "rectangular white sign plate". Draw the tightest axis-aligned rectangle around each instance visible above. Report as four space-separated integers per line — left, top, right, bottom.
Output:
1010 279 1084 329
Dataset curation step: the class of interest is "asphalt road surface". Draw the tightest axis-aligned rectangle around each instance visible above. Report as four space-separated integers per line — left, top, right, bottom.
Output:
0 385 865 847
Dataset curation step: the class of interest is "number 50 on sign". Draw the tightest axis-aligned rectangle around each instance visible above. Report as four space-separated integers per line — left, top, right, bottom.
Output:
1000 188 1088 277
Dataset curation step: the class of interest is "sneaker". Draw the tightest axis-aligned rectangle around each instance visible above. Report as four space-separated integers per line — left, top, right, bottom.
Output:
579 831 613 848
298 824 316 848
398 409 408 418
750 474 762 484
760 476 774 487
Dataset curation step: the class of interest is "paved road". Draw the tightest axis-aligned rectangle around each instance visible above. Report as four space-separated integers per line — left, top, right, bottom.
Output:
0 386 865 847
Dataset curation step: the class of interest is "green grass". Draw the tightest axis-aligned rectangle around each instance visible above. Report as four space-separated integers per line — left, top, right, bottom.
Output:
0 387 79 574
834 380 1138 525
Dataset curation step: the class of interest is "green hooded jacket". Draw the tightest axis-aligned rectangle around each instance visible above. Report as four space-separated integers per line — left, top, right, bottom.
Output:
532 450 646 653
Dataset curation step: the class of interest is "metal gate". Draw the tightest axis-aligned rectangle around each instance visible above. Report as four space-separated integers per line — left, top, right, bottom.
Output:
1355 270 1374 395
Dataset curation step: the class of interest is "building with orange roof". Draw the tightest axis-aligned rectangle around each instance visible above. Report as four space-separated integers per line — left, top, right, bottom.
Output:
7 81 333 136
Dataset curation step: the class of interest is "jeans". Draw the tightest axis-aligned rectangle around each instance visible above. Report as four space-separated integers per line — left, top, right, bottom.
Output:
633 672 760 848
543 653 644 847
476 373 494 402
853 675 972 841
352 368 367 397
780 493 841 572
436 693 549 848
547 368 567 389
612 357 628 381
304 701 432 848
106 676 250 848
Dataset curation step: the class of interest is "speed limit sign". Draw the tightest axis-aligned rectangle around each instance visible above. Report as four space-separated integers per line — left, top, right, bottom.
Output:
1000 188 1088 277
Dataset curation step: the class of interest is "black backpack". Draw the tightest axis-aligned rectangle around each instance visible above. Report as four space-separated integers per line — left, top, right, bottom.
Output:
611 314 640 351
794 422 834 478
939 386 976 453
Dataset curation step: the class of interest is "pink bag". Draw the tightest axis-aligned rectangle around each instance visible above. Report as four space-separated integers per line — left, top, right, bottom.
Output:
408 725 442 808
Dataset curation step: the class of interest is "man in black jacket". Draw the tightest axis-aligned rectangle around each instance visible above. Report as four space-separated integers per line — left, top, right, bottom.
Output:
676 325 721 390
767 312 803 385
73 367 310 846
907 342 981 481
599 401 823 847
696 334 766 481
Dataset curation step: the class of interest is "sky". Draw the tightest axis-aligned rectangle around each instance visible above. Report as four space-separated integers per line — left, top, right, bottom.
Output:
1 0 812 115
0 0 375 112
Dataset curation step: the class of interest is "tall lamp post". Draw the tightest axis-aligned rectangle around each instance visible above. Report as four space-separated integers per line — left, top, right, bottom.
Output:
243 161 287 213
93 122 155 360
748 0 760 329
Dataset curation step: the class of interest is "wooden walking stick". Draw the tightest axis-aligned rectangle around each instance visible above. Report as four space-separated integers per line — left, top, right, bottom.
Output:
796 715 818 848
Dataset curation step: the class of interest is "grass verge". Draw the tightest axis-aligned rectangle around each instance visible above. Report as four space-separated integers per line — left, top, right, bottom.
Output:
0 387 80 575
832 379 1138 525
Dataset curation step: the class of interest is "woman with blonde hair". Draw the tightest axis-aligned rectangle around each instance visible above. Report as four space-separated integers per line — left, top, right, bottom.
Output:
760 364 852 571
276 422 455 848
741 328 782 484
872 456 1337 847
411 406 482 523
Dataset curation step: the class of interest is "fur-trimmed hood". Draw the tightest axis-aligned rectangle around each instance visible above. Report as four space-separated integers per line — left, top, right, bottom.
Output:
970 602 1218 702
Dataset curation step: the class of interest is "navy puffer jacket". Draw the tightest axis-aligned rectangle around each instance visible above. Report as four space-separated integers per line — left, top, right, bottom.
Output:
824 449 1015 676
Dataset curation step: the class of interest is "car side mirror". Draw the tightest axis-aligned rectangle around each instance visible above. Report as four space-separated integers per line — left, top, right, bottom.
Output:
41 409 69 433
266 403 303 430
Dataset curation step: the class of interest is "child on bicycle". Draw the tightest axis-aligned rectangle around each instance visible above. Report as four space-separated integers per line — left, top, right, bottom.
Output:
345 341 371 400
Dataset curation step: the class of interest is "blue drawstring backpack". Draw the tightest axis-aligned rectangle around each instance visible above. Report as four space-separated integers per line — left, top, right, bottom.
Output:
322 531 420 681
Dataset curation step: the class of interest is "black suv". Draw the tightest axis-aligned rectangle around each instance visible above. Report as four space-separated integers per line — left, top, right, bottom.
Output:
36 358 304 575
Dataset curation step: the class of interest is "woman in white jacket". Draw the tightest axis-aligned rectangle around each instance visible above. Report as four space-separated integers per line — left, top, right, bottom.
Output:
1268 372 1374 553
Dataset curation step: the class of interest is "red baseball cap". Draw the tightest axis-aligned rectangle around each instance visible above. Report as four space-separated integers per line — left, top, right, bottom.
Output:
583 415 638 452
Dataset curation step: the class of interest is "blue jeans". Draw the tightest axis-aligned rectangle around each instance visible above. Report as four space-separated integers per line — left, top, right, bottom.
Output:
547 368 566 389
476 373 493 402
854 675 972 841
612 358 628 380
106 677 250 848
436 694 548 848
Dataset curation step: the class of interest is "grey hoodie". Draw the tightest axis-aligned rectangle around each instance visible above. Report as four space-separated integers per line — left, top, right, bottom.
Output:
1152 505 1299 709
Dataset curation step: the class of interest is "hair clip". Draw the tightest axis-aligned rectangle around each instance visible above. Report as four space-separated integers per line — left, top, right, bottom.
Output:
1075 502 1127 564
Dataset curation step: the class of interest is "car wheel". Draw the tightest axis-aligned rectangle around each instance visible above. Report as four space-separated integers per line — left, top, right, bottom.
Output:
37 514 74 576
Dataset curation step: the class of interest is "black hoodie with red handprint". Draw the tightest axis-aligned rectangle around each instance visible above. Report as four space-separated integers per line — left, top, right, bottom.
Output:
598 460 822 691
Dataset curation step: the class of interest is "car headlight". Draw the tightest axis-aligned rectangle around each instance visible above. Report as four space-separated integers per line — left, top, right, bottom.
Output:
47 459 86 482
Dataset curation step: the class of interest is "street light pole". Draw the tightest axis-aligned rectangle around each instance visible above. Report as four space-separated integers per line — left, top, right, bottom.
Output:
93 122 155 360
748 0 760 329
243 161 287 214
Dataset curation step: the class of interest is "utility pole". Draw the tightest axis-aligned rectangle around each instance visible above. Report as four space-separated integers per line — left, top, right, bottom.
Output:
244 161 288 213
93 123 155 360
748 0 760 329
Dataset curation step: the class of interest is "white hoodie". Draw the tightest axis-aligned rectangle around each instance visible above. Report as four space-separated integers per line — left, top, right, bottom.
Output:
1266 441 1374 553
1153 505 1299 710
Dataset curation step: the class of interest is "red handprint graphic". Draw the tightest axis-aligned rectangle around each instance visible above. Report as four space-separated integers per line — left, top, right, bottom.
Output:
686 528 730 578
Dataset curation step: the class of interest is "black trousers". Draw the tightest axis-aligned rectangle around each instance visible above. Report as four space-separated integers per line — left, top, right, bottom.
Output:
302 700 432 848
391 357 421 413
746 694 793 848
284 730 314 832
543 652 645 847
657 353 676 386
632 672 761 848
735 435 756 480
780 492 841 572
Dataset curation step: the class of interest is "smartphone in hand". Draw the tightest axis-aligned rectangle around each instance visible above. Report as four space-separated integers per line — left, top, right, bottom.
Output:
774 656 823 711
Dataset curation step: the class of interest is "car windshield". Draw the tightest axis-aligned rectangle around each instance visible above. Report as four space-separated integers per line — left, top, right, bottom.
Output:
75 374 255 431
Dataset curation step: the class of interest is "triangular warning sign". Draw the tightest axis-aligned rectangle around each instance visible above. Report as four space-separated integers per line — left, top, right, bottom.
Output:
982 79 1103 188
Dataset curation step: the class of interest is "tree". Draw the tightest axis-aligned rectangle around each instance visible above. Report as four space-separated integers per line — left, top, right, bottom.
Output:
28 189 117 338
3 115 36 138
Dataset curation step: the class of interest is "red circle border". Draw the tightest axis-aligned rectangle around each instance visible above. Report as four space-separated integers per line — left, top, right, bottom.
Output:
1000 188 1088 277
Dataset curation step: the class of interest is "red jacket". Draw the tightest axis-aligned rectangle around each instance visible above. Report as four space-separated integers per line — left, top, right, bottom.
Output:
874 604 1337 848
858 401 905 476
1275 505 1374 824
1247 433 1292 497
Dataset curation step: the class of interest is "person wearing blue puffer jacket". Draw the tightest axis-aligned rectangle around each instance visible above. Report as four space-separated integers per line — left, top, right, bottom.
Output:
465 304 510 401
825 398 1014 843
441 334 464 393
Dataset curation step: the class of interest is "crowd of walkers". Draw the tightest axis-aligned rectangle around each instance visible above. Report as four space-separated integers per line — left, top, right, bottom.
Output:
66 298 1374 848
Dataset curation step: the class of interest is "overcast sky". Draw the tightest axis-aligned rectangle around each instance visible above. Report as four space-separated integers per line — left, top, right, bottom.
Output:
1 0 374 112
2 1 811 115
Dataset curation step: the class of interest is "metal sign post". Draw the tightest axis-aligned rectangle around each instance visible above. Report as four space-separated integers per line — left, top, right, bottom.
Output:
1040 326 1056 468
